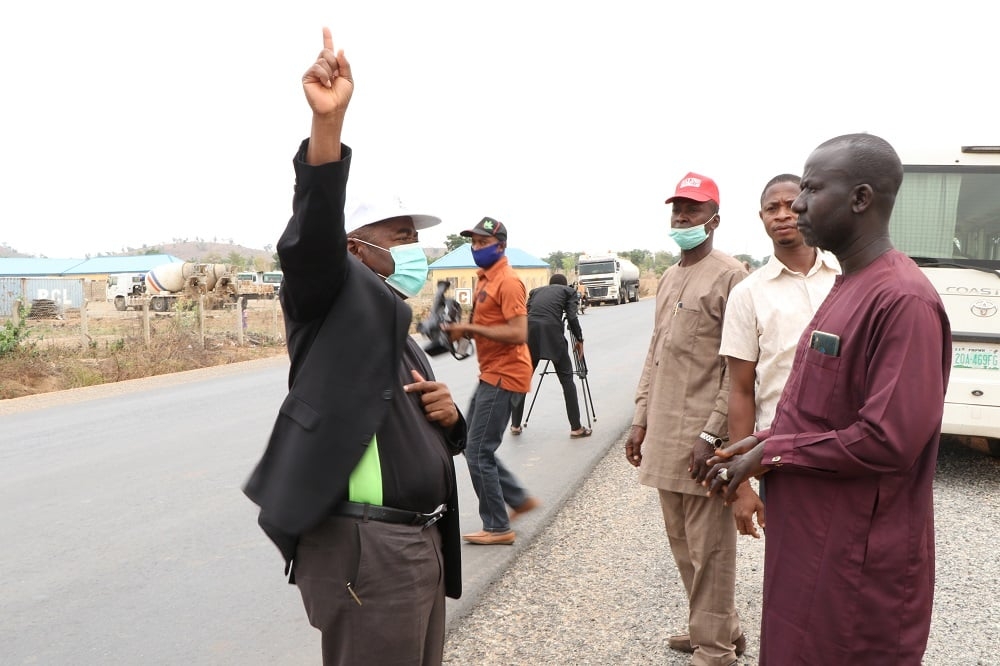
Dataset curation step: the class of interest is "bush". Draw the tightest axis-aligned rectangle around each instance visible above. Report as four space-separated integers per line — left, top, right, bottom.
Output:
0 305 30 357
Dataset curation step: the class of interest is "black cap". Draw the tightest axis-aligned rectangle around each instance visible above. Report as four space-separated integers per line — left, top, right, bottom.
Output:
460 216 507 242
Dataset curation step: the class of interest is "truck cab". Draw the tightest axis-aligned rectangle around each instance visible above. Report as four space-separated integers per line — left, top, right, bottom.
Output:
235 271 277 300
891 145 1000 455
261 271 283 296
577 254 640 305
106 272 148 311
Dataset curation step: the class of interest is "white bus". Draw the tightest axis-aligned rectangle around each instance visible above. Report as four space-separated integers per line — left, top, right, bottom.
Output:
891 145 1000 455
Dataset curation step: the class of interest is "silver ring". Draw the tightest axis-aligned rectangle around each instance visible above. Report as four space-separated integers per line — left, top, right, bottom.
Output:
718 467 729 482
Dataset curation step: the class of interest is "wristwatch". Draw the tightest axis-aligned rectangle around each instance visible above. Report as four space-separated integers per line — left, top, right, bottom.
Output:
699 431 723 448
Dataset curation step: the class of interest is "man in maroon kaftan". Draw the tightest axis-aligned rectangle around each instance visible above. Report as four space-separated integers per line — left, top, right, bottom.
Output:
704 134 951 664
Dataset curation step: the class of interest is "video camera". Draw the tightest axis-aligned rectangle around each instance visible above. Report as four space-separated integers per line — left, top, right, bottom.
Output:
418 281 474 360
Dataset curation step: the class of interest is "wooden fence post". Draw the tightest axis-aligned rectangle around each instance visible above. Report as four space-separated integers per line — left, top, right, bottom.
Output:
272 298 280 340
81 300 90 345
198 295 206 349
236 299 245 346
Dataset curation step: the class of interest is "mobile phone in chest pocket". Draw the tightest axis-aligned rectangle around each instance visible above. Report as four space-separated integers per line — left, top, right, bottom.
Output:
809 330 841 357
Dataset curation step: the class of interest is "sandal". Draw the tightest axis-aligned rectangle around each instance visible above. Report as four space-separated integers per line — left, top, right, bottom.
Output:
570 427 592 438
510 426 522 436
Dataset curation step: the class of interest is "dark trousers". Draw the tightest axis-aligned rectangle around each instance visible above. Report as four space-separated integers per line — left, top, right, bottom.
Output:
464 380 529 531
294 515 446 665
510 349 581 430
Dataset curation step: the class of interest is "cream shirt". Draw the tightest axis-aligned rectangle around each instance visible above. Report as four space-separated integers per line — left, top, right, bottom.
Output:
719 250 840 431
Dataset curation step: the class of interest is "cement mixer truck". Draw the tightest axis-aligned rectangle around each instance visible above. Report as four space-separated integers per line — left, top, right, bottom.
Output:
107 262 259 312
577 253 641 305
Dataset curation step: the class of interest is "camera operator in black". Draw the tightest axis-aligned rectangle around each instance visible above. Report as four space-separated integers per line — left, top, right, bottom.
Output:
510 274 592 438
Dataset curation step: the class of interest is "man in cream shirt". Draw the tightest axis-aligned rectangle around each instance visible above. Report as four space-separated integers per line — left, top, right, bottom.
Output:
718 173 840 538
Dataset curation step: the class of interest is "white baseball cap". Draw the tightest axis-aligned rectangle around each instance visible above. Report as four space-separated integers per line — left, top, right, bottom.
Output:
344 194 441 234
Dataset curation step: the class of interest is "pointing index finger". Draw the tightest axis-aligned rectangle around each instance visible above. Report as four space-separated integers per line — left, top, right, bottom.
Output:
322 27 333 52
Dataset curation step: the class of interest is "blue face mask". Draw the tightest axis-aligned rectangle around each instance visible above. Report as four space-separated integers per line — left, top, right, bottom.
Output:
356 239 429 298
668 214 717 251
472 242 504 268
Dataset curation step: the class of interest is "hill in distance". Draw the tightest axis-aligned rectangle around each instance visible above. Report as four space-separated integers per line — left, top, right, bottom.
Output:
0 243 33 258
1 239 449 265
143 240 276 266
0 240 276 267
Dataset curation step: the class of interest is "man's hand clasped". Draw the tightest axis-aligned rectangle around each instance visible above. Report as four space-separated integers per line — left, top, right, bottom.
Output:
688 438 717 482
702 437 768 504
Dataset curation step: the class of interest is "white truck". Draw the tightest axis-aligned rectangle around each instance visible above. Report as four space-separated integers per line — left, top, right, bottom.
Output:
234 271 279 300
106 273 148 310
577 253 641 305
108 262 255 312
891 145 1000 456
262 270 283 296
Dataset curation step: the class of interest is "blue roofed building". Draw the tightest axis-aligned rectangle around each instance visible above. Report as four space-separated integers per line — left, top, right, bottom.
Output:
426 244 550 308
0 254 184 278
0 254 184 314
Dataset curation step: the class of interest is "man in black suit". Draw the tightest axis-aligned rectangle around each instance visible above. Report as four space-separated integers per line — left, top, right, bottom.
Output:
509 273 592 438
243 28 466 666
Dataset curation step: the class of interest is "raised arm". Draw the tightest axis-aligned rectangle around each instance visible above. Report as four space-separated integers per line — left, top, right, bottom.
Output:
303 27 353 165
277 28 356 322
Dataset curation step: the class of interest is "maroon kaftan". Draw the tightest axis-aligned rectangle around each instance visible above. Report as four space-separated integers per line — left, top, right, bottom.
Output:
756 250 951 664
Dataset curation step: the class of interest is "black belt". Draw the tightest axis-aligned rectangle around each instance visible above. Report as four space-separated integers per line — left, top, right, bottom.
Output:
333 501 447 529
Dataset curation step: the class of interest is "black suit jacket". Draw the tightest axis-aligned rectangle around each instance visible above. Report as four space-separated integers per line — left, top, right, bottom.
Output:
526 284 583 362
243 141 463 598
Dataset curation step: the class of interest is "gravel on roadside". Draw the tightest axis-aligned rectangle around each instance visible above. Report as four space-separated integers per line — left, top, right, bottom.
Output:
444 433 1000 665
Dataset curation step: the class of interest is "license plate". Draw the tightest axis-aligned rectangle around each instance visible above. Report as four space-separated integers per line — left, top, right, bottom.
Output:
952 343 1000 371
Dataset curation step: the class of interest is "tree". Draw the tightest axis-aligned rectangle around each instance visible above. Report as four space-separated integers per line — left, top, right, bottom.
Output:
271 251 281 271
226 251 246 268
445 234 468 252
543 250 574 272
652 250 678 276
624 249 652 271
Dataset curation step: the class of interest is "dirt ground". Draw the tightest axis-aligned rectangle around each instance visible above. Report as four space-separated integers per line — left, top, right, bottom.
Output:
2 278 658 401
0 299 289 400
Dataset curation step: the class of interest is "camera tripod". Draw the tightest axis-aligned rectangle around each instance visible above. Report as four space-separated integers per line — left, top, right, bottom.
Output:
522 331 596 429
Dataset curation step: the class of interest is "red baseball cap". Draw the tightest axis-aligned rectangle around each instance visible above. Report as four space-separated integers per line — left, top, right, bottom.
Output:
665 172 720 206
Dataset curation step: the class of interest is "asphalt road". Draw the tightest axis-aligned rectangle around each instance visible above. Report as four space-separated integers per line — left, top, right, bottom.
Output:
1 297 654 664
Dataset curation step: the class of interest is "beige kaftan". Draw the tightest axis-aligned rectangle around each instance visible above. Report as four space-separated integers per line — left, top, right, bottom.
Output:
634 249 747 495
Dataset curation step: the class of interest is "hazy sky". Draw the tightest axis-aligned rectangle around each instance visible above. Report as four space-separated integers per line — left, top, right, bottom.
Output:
1 2 995 260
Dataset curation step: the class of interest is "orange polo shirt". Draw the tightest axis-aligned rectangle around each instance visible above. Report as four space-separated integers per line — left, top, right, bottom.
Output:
471 255 533 393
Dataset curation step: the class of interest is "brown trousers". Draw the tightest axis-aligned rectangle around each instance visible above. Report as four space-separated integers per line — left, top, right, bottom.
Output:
659 489 742 666
294 515 446 665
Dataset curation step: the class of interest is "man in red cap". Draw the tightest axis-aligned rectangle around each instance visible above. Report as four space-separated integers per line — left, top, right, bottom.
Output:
625 172 748 665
